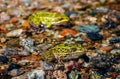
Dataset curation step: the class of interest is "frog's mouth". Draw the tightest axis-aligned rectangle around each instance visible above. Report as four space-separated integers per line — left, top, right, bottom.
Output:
53 21 73 28
53 20 69 25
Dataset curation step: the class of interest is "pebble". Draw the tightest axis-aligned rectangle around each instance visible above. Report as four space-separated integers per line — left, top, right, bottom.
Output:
8 69 24 77
19 38 34 52
87 32 103 41
6 29 23 37
60 29 77 36
0 56 9 64
76 24 100 33
18 50 30 56
101 18 117 29
95 7 109 13
110 49 120 54
99 46 113 51
10 17 19 23
18 60 30 66
43 61 53 70
85 16 97 24
27 69 44 79
81 35 91 42
65 11 78 17
75 37 84 43
0 37 6 43
7 63 21 71
0 12 10 23
114 43 120 48
112 30 120 36
22 20 30 29
109 37 120 44
0 24 5 31
53 6 65 13
53 70 67 79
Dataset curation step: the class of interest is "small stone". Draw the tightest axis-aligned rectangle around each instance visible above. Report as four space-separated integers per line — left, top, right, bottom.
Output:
99 46 113 51
114 43 120 48
0 37 6 43
81 35 91 42
65 11 78 17
0 12 10 23
62 3 73 8
95 7 109 13
0 56 9 64
112 30 120 36
43 61 53 70
109 37 120 44
22 20 30 29
27 69 44 79
6 29 23 37
22 54 42 61
110 49 120 54
53 6 65 13
10 17 18 23
102 31 111 38
70 14 78 19
85 16 97 24
101 16 107 23
18 60 30 66
7 63 21 71
76 24 100 33
19 38 34 52
87 32 103 41
53 70 67 79
75 37 84 43
60 29 77 36
8 69 24 77
101 18 117 29
5 24 14 30
0 24 5 31
18 50 30 56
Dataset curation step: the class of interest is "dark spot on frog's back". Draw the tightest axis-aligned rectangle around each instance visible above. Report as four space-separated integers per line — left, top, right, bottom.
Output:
71 48 77 52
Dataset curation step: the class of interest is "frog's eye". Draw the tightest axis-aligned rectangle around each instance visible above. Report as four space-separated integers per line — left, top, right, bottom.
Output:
39 24 45 28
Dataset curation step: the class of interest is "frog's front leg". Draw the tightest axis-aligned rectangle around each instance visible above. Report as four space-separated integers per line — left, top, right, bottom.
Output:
31 24 46 33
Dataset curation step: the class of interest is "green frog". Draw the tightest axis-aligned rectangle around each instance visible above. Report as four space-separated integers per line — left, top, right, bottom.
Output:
28 11 69 28
91 71 101 79
43 44 85 62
